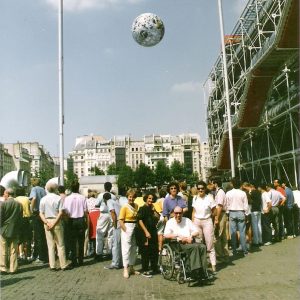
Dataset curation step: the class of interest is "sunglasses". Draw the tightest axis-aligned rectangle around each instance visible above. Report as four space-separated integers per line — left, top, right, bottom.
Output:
197 187 205 191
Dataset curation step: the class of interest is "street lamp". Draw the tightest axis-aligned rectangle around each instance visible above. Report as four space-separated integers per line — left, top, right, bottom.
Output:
217 0 235 178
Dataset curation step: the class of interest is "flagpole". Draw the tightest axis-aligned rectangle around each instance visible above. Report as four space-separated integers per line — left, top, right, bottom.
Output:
217 0 235 177
58 0 65 185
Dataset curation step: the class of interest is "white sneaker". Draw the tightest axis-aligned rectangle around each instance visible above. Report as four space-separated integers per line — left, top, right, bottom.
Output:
287 235 294 239
264 242 272 246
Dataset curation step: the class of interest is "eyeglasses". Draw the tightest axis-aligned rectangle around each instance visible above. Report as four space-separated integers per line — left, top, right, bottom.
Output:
174 212 182 215
170 187 177 190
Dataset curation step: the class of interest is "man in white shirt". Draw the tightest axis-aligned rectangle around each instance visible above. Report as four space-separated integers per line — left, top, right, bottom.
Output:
266 183 285 242
39 183 71 271
258 183 272 245
164 206 209 277
226 178 249 256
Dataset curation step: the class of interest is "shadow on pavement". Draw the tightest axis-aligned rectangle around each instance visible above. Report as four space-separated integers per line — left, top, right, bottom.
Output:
17 264 48 274
1 276 35 288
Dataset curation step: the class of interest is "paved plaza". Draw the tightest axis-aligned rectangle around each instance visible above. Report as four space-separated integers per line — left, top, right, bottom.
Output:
1 238 299 300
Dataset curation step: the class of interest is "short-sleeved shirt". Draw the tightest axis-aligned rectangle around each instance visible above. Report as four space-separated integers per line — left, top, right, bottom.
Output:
29 186 46 212
163 195 187 218
164 217 198 238
268 189 285 207
137 205 158 231
192 194 216 219
261 191 271 213
39 193 62 218
285 187 294 209
86 197 98 212
119 203 138 222
215 188 226 210
96 192 116 207
63 193 87 218
15 196 31 218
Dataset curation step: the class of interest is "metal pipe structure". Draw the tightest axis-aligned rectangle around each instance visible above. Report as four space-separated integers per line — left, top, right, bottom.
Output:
58 0 64 185
217 0 235 178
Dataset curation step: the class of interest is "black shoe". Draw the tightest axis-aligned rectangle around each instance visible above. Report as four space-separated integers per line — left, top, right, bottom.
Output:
50 268 58 272
94 255 103 262
0 271 8 275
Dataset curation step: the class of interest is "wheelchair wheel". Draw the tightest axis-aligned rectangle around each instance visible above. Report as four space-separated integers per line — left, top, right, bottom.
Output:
159 244 174 280
177 272 185 284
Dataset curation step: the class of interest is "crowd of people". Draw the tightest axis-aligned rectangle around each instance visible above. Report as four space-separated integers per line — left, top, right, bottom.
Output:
0 177 299 281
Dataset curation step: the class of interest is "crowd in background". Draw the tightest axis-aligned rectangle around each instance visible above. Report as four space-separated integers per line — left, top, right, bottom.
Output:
0 177 299 279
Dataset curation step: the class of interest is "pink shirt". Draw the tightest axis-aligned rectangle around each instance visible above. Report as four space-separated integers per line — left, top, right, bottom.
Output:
215 188 226 210
63 193 87 218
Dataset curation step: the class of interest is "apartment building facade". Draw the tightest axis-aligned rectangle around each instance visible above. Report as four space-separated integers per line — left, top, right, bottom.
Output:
69 133 211 180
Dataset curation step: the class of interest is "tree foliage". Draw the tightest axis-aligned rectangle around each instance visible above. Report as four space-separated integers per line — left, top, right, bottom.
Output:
64 169 78 190
107 163 118 175
90 166 105 175
170 160 186 182
38 166 54 187
154 160 171 188
134 163 155 189
117 165 134 192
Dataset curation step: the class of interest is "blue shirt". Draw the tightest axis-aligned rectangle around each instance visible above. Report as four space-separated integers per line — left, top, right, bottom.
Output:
163 195 186 218
285 187 294 209
29 186 46 212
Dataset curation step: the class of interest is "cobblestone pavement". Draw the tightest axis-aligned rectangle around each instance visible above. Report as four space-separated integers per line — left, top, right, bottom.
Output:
1 238 299 300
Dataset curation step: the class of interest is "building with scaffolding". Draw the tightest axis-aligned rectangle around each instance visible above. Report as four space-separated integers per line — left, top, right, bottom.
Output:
204 0 299 188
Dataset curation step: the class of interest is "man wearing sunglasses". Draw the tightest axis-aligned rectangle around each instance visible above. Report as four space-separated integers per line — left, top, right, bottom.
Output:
164 206 209 279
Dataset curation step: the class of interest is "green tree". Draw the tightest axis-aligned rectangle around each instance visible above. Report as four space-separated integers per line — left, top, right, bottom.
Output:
154 160 171 187
117 165 134 192
38 166 54 187
170 160 186 181
90 166 105 175
186 171 199 186
64 169 78 190
134 163 155 189
107 163 118 175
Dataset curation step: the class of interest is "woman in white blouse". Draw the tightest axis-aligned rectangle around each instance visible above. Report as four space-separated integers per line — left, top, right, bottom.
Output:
192 181 217 273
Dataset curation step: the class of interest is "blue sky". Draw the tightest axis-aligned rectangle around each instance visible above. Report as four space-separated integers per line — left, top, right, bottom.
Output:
0 0 247 156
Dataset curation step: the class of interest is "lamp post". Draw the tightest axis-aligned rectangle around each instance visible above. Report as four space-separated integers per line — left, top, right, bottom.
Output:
217 0 235 178
58 0 64 185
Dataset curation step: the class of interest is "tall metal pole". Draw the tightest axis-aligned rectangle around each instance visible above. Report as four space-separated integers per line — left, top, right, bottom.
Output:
58 0 65 185
217 0 235 177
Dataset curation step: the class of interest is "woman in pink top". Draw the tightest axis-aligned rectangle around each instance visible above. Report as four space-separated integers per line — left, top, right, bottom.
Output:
192 181 217 273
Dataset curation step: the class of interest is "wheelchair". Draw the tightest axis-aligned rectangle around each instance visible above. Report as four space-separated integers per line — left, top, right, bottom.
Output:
159 239 212 286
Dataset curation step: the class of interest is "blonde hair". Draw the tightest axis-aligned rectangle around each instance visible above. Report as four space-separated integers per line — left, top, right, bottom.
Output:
126 188 137 198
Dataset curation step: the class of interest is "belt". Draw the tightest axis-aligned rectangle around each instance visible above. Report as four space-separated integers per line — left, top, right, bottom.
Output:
124 221 137 223
46 217 56 219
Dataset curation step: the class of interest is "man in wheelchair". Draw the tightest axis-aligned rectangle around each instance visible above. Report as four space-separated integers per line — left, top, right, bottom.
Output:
162 206 211 283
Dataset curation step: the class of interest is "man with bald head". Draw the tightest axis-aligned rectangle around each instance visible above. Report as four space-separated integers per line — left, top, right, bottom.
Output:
164 206 209 279
39 183 70 271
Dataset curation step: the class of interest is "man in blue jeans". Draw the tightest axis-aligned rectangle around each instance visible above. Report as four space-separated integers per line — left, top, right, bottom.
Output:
226 178 249 256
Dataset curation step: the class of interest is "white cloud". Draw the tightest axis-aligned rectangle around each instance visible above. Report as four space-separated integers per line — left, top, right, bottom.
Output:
45 0 143 12
170 81 202 94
